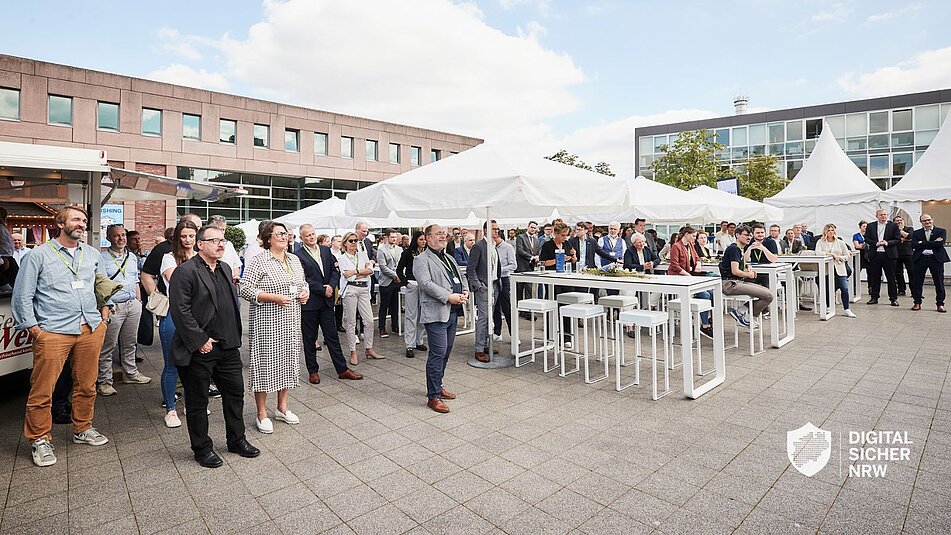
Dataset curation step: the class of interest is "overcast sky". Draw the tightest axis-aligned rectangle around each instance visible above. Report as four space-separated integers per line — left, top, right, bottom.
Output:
5 0 951 178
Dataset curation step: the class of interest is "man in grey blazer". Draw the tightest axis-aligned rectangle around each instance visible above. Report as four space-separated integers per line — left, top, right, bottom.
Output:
376 229 402 337
467 220 502 363
414 224 469 414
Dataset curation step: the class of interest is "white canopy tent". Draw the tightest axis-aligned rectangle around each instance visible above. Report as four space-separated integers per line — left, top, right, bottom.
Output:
881 112 951 215
275 196 481 232
345 143 629 367
235 219 262 247
686 185 784 223
764 123 882 233
572 176 715 224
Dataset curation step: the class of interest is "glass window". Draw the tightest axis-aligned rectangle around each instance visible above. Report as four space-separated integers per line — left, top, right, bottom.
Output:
253 124 269 148
220 119 237 144
915 105 939 130
639 136 653 155
768 123 784 143
786 160 803 180
748 124 766 145
786 142 803 156
869 155 889 177
849 154 867 175
805 119 822 139
182 113 201 140
431 149 441 162
846 137 867 151
731 146 749 159
732 126 747 146
786 120 803 141
341 136 353 158
845 113 867 137
639 154 654 169
48 95 72 126
314 132 328 155
750 145 766 156
826 115 845 138
284 129 299 152
97 102 119 131
892 153 913 176
804 139 817 155
869 111 888 134
366 140 378 161
892 109 912 131
389 143 400 164
941 103 950 125
891 132 913 148
768 143 785 156
715 128 729 146
0 88 18 120
142 108 162 136
410 146 421 166
916 129 938 146
668 133 679 146
868 134 889 150
653 135 668 152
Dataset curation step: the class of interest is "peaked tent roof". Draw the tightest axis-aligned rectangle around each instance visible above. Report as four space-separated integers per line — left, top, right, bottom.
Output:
881 114 951 202
764 123 881 207
275 196 481 229
687 185 784 222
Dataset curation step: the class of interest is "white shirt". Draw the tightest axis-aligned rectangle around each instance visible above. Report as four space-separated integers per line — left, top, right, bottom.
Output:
714 231 734 252
13 248 27 265
222 240 241 276
876 223 886 253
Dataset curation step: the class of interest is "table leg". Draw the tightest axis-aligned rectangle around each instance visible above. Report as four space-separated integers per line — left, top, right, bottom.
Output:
769 270 780 348
686 283 726 399
783 268 796 345
510 277 518 356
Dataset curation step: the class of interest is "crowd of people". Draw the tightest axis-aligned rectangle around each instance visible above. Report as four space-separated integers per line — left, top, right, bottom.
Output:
6 204 947 468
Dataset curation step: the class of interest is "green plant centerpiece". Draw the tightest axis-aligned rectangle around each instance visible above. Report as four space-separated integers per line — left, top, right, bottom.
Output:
581 267 650 279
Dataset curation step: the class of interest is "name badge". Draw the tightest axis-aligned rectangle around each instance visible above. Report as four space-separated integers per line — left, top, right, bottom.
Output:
453 277 461 284
289 285 299 295
71 280 85 289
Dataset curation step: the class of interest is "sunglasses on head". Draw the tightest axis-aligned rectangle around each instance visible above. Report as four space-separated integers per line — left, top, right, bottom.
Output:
347 239 358 243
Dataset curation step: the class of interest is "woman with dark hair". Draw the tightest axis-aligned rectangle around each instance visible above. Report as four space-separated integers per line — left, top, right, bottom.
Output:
240 221 309 434
158 220 198 428
397 231 428 358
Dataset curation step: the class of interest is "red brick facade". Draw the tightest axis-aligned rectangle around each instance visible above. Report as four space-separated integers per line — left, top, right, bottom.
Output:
132 163 170 249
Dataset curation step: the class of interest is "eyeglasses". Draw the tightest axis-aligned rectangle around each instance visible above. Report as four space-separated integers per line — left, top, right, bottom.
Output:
346 239 359 243
200 238 226 245
273 232 289 238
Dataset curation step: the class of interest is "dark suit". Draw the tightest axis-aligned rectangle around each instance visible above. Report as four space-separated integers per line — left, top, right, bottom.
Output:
779 239 803 255
864 220 901 301
453 246 469 266
514 232 540 302
623 246 660 272
911 226 948 307
567 236 615 269
296 244 349 375
466 239 501 352
895 225 915 293
801 232 816 250
168 256 246 456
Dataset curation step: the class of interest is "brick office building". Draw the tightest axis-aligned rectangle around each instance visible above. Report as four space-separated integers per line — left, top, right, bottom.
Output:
0 54 482 247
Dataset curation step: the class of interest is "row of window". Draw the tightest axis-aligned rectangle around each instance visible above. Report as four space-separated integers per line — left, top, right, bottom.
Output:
0 87 448 166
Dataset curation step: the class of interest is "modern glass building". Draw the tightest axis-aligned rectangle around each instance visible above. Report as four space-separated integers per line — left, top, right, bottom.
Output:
635 89 951 190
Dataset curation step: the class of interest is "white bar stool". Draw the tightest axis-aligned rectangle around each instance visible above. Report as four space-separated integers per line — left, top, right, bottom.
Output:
796 271 819 313
615 309 670 399
558 303 609 384
666 297 714 376
556 292 595 305
724 295 765 355
596 294 639 357
515 298 559 370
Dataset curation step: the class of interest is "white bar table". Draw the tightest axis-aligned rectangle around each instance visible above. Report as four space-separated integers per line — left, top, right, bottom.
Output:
750 263 796 347
777 255 836 320
849 251 862 303
510 271 726 399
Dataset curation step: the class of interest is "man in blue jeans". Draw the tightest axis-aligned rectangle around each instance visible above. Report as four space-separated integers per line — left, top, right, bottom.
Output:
414 224 469 414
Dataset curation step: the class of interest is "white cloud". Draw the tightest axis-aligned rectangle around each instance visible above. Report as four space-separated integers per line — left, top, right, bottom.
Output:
837 46 951 98
499 0 551 12
156 27 204 61
147 64 231 91
866 3 921 23
811 3 850 23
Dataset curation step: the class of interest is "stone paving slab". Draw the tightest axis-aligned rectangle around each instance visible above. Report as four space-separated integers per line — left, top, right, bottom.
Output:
0 289 949 534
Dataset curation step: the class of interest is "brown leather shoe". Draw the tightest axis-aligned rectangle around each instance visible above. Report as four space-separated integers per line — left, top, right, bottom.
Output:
427 398 450 413
440 389 456 400
939 305 947 313
309 372 321 385
474 352 490 363
366 349 386 359
912 303 921 311
338 369 364 380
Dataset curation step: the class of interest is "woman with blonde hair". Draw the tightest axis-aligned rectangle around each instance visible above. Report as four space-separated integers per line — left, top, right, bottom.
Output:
339 232 384 365
815 223 856 318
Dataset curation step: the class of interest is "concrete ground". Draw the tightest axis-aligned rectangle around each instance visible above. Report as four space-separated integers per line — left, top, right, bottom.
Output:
0 288 949 534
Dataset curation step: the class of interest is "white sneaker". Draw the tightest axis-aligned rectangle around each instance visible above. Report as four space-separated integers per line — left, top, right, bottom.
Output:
164 410 182 428
73 427 109 446
275 409 300 425
843 309 857 318
492 334 503 342
97 383 117 396
32 439 56 467
181 407 211 416
122 374 152 384
256 418 274 434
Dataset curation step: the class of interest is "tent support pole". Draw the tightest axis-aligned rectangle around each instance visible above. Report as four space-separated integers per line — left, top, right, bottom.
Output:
468 206 514 369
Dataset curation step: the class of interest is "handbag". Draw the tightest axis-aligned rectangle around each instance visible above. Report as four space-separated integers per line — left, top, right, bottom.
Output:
145 291 170 318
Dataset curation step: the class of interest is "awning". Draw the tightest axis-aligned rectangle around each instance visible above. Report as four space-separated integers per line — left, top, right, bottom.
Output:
105 168 247 203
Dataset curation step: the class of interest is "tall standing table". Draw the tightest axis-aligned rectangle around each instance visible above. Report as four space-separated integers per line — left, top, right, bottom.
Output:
777 255 836 320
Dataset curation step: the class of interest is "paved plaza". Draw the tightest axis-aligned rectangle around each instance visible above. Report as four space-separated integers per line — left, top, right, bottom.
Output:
0 290 949 535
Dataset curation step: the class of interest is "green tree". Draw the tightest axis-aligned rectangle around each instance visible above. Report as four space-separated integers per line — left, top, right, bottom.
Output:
650 129 726 189
224 225 246 250
545 149 616 177
735 154 786 202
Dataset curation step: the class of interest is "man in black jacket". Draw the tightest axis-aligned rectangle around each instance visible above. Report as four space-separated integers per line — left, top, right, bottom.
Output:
169 224 259 468
892 215 914 296
296 224 363 384
863 209 901 306
910 214 948 312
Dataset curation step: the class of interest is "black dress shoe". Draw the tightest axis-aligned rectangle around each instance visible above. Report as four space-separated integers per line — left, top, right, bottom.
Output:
890 300 899 307
195 450 224 468
405 348 415 358
867 298 879 305
415 344 428 351
227 439 260 458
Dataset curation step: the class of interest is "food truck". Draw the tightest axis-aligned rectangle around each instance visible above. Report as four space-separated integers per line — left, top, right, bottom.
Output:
0 141 244 377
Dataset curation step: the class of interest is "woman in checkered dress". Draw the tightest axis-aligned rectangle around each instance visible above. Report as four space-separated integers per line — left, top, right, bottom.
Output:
240 221 309 434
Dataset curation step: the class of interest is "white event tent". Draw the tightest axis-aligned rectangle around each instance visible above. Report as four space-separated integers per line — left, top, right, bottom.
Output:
275 196 481 233
764 122 882 234
345 143 629 367
881 111 951 220
686 185 784 223
577 176 714 224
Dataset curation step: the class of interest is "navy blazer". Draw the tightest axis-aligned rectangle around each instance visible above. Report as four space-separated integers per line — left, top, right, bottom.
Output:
567 236 615 269
294 244 340 311
453 246 469 266
623 246 660 272
864 221 902 259
911 227 950 264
